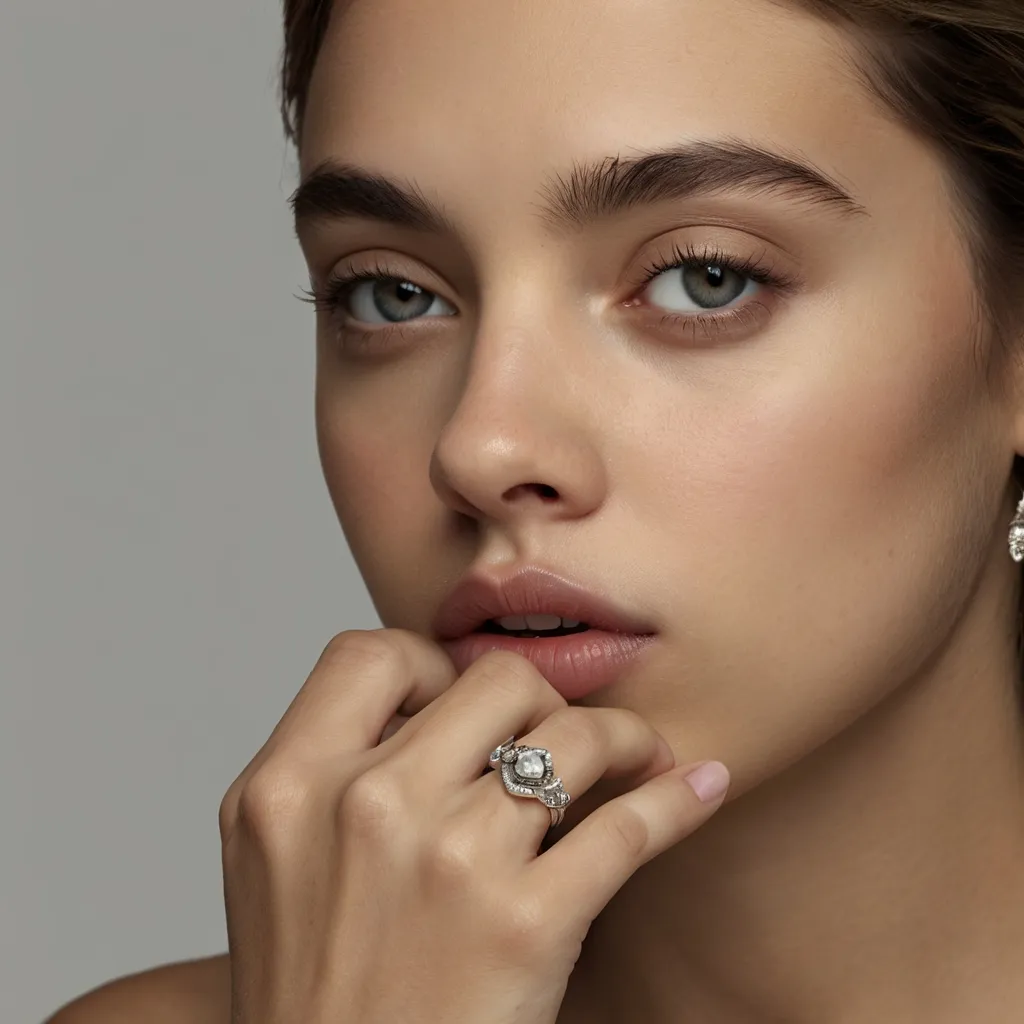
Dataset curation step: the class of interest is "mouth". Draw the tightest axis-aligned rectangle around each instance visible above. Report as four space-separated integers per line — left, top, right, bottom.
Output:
441 620 658 701
477 615 593 638
432 566 659 699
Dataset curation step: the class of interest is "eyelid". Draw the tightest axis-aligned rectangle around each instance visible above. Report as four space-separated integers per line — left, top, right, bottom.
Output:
322 252 456 304
626 231 799 289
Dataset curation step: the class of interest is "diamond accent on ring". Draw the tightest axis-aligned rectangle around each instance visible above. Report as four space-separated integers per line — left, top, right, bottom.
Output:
514 751 546 780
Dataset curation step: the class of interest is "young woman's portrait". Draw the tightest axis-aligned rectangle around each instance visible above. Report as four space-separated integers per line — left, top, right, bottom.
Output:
30 0 1024 1021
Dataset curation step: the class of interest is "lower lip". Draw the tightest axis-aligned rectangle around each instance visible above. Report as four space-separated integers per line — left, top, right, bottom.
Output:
440 629 658 700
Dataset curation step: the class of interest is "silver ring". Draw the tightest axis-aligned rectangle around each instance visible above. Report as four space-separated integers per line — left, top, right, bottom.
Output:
487 735 571 829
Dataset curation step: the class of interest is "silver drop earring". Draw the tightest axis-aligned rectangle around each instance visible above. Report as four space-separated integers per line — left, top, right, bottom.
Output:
1010 486 1024 562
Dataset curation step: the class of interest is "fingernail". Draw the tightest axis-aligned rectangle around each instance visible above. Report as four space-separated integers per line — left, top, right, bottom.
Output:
683 761 730 803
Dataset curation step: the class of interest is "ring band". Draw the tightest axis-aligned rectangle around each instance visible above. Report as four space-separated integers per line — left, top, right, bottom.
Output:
488 735 571 829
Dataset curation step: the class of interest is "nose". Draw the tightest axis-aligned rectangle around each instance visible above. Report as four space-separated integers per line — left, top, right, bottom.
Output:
428 321 608 528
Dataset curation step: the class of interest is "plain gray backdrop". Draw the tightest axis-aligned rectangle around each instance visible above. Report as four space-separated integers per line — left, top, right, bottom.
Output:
4 3 383 1020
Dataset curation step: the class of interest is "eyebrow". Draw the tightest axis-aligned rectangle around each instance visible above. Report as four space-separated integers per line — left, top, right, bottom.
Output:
290 137 868 238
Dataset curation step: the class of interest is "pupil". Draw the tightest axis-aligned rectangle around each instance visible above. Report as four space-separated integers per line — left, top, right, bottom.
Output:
682 263 744 309
374 279 432 322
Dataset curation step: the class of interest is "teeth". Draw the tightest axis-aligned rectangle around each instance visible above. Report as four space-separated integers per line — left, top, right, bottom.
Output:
496 615 529 630
525 614 561 631
494 615 583 631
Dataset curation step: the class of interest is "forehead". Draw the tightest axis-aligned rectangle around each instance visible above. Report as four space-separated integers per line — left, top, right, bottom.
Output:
305 0 861 151
298 0 941 246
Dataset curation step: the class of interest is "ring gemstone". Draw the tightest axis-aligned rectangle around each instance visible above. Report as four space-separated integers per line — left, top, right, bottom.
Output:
514 750 546 780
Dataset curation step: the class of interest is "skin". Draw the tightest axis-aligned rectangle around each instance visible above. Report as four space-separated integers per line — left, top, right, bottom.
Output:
292 0 1024 1020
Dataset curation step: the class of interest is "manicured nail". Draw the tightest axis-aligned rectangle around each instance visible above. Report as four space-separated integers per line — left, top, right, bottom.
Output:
683 761 730 803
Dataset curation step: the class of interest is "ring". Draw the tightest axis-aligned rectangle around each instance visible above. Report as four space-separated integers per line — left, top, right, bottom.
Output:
487 735 572 829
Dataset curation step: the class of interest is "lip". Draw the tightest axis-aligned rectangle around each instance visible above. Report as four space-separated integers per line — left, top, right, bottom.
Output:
432 566 659 700
441 629 659 701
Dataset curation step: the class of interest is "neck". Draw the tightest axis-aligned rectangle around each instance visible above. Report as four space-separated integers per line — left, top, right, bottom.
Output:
563 574 1024 1024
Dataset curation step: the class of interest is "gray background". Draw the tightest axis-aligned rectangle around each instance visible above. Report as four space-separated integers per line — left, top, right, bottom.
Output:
3 4 381 1020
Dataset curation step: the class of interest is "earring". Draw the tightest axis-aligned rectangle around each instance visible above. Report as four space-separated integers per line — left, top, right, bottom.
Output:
1010 487 1024 562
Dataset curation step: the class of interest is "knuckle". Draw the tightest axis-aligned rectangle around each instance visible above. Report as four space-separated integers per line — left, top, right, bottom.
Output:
218 771 258 841
470 650 548 698
611 706 652 733
496 895 551 958
217 781 242 842
320 629 410 676
600 803 650 861
337 768 404 838
235 760 315 838
422 824 482 882
547 705 606 751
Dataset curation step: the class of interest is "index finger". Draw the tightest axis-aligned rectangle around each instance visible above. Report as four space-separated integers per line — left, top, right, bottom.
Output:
264 628 459 758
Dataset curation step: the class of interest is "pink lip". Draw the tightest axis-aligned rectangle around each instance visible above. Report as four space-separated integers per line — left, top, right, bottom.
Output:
432 566 658 643
440 629 659 701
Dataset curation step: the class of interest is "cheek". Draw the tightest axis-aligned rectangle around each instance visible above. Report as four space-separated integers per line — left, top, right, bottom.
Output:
650 223 989 611
737 286 987 584
613 288 1003 801
315 379 435 589
633 265 998 765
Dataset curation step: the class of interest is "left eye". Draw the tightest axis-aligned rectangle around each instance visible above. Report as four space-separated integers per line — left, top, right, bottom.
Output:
643 262 759 312
347 278 455 324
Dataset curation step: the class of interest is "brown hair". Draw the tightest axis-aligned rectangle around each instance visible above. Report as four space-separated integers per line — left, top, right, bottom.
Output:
279 0 1024 675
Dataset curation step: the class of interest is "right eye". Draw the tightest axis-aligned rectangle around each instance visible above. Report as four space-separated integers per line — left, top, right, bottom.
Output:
314 269 457 326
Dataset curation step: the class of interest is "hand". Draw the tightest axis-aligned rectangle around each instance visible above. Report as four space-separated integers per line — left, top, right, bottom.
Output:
219 628 729 1024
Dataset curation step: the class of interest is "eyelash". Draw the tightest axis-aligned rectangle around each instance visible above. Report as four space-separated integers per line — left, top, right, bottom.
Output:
299 241 799 351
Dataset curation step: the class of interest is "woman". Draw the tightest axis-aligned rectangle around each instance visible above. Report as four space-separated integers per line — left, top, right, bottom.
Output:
48 0 1024 1021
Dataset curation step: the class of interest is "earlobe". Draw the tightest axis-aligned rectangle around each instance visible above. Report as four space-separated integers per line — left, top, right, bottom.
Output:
1010 404 1024 458
1003 326 1024 450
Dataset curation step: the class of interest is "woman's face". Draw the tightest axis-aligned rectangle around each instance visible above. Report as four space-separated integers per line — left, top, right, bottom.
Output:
296 0 1020 793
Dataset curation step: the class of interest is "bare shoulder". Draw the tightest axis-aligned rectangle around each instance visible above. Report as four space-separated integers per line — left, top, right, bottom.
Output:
45 952 231 1024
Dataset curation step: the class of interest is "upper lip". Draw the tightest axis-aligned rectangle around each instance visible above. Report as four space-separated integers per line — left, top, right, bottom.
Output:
431 565 658 641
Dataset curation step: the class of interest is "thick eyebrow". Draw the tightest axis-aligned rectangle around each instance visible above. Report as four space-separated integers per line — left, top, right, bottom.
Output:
290 137 868 238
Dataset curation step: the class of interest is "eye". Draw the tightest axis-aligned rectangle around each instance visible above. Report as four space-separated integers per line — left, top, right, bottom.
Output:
300 242 798 354
344 274 456 324
644 260 758 312
300 258 457 329
632 240 789 317
617 240 800 343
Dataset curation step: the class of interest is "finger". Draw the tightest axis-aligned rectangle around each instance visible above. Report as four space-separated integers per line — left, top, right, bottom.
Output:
529 760 730 922
380 711 415 743
389 650 567 783
260 628 458 758
480 706 675 845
